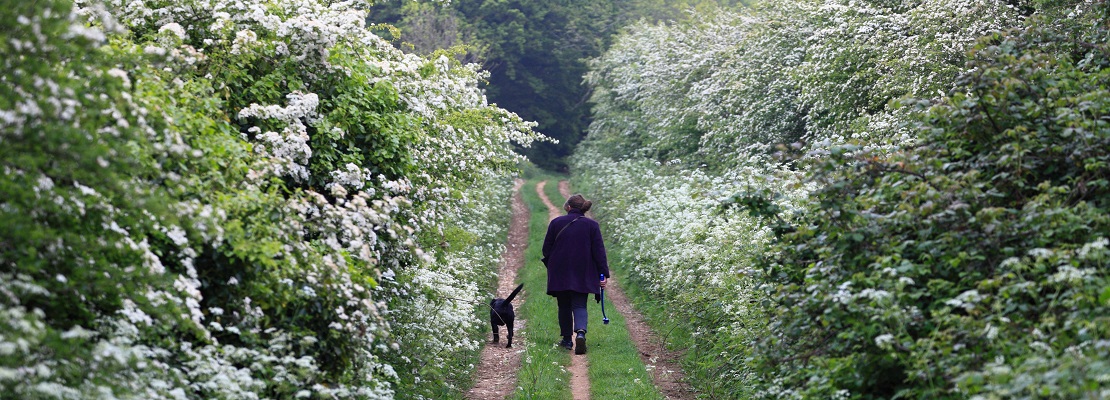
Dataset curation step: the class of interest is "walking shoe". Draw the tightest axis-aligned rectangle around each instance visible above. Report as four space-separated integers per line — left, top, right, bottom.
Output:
558 338 573 350
574 330 587 355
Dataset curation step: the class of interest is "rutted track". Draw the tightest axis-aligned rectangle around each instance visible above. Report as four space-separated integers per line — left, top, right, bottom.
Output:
467 179 691 399
466 179 529 400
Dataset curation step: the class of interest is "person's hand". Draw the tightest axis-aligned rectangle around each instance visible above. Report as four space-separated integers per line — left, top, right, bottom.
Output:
599 276 607 288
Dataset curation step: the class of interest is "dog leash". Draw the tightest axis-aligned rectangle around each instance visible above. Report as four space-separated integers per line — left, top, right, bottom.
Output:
600 274 609 325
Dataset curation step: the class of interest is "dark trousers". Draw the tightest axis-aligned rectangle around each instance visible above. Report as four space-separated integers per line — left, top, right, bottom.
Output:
555 291 589 338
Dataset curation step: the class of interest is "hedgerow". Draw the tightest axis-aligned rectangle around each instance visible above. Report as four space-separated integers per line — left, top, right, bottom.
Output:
1 0 545 398
755 6 1110 397
574 0 1108 398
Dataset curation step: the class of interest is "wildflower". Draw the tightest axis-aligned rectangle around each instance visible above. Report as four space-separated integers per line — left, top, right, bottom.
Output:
874 334 895 349
159 22 186 40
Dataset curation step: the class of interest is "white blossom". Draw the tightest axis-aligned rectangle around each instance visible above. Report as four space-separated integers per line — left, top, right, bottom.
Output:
158 22 186 40
874 334 895 349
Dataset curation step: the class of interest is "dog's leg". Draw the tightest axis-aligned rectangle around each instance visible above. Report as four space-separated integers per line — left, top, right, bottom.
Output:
505 320 513 348
491 320 500 344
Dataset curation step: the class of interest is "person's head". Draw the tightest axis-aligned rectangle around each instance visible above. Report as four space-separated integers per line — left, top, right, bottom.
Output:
563 194 592 213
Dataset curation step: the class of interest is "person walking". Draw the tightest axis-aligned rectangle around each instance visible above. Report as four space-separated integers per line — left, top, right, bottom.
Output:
542 194 610 355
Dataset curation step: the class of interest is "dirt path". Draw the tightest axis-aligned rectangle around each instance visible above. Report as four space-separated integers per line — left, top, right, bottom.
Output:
558 181 695 400
536 181 592 400
466 179 529 400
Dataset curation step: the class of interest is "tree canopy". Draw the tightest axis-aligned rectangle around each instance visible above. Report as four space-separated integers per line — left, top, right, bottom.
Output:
370 0 741 170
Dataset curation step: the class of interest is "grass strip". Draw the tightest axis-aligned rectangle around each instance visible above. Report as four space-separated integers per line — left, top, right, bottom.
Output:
584 282 664 400
544 177 566 208
511 179 573 400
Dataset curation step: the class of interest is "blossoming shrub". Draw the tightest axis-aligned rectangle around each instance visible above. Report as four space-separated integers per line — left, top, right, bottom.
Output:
572 152 811 393
1 0 542 398
791 0 1021 143
583 5 809 167
753 5 1110 397
582 0 1022 170
575 0 1107 397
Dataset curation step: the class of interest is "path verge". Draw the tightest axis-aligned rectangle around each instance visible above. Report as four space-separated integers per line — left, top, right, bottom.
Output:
466 179 529 400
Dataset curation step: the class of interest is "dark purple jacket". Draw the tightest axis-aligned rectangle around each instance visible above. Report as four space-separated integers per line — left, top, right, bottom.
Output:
542 209 610 296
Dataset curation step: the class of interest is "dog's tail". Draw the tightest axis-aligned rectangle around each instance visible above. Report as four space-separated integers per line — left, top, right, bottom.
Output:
504 283 524 304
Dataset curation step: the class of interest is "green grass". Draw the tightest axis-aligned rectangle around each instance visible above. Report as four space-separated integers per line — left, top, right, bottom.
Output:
543 178 565 209
584 280 664 400
510 179 662 400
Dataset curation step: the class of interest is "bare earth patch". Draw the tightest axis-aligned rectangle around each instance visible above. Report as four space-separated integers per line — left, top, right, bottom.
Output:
466 179 529 400
558 180 695 400
537 181 592 400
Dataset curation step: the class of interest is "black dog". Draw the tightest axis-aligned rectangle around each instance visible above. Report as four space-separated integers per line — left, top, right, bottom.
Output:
490 283 523 348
